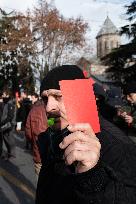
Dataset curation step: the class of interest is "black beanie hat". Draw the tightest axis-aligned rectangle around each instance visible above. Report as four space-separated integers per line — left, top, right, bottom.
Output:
123 81 136 95
40 65 85 95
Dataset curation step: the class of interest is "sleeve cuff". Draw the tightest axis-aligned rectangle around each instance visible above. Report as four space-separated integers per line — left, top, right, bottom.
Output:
73 162 109 194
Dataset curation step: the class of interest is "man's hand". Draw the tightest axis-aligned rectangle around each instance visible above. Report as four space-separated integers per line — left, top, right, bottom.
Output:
124 115 133 124
119 111 127 118
118 111 133 124
59 123 101 173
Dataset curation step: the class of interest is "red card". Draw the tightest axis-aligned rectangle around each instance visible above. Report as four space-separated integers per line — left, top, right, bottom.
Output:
59 79 100 133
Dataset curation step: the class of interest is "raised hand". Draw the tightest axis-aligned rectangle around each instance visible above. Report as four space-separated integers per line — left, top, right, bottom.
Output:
59 123 101 173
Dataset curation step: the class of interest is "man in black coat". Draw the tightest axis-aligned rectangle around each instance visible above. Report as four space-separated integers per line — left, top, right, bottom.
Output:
0 91 16 159
16 90 32 149
36 65 136 204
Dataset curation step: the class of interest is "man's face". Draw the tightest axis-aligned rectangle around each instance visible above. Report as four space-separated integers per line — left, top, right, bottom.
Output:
127 93 136 104
42 89 68 130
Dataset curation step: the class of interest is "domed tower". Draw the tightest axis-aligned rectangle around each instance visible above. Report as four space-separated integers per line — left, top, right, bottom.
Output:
96 16 120 59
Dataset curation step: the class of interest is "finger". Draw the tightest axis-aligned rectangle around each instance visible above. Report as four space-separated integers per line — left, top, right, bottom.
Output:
65 149 100 166
64 140 100 158
59 131 99 149
121 112 127 116
125 116 130 120
67 123 96 137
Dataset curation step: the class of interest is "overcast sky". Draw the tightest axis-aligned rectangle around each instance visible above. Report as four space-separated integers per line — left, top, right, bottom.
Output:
0 0 132 49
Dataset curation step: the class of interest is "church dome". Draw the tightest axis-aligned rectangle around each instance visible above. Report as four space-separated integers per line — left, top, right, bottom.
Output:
96 16 118 38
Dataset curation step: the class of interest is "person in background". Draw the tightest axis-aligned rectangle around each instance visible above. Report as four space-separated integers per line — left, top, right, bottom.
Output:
25 99 48 179
93 83 108 116
31 93 39 105
16 95 22 131
36 65 136 204
105 86 123 122
17 90 32 130
0 90 16 160
16 90 32 149
114 81 136 143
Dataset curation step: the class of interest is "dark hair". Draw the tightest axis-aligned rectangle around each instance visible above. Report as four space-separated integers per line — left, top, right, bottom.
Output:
3 89 13 98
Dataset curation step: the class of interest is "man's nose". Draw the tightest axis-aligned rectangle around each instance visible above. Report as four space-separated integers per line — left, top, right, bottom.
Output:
46 96 57 113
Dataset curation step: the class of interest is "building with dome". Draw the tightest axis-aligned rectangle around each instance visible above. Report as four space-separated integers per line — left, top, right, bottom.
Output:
96 16 121 59
77 16 121 86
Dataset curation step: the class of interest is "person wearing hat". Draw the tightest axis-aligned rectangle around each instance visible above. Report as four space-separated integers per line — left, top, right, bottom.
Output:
36 65 136 204
114 81 136 143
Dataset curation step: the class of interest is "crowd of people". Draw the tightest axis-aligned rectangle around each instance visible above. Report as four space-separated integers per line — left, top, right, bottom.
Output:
0 65 136 204
0 90 40 161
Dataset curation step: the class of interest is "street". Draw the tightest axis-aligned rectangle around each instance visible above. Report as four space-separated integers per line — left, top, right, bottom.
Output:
0 131 37 204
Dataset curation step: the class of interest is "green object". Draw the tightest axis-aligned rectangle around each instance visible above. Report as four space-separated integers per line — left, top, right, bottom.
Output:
48 118 55 126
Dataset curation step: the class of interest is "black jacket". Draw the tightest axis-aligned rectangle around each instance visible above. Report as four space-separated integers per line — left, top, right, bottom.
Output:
36 115 136 204
16 98 32 128
0 99 16 128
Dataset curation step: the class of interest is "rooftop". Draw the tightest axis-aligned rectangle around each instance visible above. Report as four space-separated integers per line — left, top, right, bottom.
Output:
96 16 118 38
